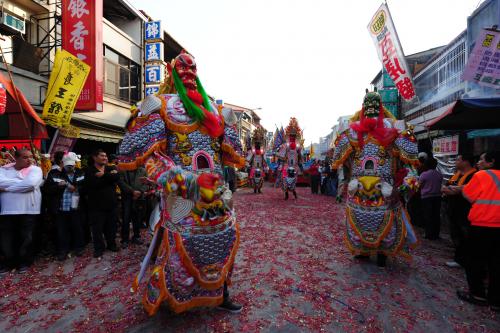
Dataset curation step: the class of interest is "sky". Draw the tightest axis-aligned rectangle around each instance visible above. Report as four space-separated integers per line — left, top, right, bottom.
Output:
130 0 481 144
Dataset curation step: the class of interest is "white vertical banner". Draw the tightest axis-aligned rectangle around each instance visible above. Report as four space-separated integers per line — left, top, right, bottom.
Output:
368 3 416 101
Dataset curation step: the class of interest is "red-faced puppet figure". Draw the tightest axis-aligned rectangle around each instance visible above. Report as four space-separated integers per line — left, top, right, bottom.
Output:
168 52 224 138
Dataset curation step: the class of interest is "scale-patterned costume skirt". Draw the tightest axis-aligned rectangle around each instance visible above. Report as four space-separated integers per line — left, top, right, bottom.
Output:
143 219 240 315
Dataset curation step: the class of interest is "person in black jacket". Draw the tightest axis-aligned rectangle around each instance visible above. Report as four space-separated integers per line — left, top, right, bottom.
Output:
119 167 148 247
44 152 85 261
85 149 120 259
38 151 65 257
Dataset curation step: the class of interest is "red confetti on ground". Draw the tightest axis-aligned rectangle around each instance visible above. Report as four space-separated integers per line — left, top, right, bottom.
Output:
0 186 498 332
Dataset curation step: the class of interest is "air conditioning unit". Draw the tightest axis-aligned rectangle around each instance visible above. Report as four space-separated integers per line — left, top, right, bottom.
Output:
0 10 25 34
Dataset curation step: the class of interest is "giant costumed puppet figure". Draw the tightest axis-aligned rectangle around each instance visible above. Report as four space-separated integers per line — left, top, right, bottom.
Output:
332 89 419 267
247 126 267 194
117 52 246 315
276 117 303 200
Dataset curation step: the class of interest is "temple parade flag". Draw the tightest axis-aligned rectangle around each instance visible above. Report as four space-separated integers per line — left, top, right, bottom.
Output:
42 50 90 128
368 3 416 101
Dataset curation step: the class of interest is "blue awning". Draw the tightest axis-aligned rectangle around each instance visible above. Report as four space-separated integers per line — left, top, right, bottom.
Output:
467 128 500 139
428 98 500 130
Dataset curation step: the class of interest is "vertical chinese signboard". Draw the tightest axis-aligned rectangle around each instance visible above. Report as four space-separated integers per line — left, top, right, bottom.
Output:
463 29 500 88
368 3 416 101
62 0 103 111
144 21 165 96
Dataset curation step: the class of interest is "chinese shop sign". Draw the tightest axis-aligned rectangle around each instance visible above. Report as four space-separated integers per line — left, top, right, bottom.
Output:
145 42 163 62
432 135 459 156
463 29 500 88
368 3 416 101
42 50 90 128
62 0 103 111
144 21 164 96
145 65 163 84
145 21 162 41
145 85 160 96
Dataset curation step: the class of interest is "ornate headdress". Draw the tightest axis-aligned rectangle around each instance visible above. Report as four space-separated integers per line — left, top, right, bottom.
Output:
252 126 266 145
285 117 301 139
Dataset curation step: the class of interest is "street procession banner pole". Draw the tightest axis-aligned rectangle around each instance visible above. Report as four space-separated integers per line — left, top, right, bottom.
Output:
0 34 38 162
369 2 432 144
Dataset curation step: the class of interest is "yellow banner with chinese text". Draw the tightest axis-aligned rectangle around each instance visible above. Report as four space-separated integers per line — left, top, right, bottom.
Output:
42 50 90 128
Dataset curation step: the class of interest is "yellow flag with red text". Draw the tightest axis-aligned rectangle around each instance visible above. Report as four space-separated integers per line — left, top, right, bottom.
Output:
42 50 90 127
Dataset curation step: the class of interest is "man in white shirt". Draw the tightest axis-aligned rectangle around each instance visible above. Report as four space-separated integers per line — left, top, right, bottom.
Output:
0 148 43 274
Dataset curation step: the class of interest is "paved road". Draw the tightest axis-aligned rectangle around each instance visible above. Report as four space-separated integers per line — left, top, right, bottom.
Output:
1 186 498 332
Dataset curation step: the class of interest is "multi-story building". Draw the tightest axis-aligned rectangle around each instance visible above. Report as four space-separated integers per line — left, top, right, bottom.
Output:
0 0 59 149
370 46 445 120
402 31 467 138
0 0 187 155
370 0 500 155
72 0 148 153
318 134 331 156
73 2 185 153
223 102 263 151
0 0 58 104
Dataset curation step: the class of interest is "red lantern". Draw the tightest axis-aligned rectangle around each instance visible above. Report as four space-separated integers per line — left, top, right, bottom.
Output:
0 83 6 115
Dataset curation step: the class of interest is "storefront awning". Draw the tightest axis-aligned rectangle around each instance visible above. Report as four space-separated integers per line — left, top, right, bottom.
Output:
0 72 47 141
79 127 123 143
428 98 500 130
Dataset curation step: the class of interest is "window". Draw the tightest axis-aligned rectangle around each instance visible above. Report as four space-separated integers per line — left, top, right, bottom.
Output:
104 46 141 103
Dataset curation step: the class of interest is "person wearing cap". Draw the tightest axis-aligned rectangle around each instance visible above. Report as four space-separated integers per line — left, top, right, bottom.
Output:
44 152 85 261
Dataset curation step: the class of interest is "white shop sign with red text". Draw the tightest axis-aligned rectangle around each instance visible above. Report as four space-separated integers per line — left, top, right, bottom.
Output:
62 0 103 111
432 135 459 156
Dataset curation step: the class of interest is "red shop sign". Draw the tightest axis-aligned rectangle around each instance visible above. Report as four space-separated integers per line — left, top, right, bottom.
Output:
62 0 103 112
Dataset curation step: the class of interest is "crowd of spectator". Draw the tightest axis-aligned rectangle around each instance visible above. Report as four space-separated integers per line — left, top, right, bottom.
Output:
1 146 498 312
0 148 157 275
307 159 338 197
412 151 500 312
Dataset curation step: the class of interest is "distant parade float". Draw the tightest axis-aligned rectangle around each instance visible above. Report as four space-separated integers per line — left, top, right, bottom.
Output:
275 117 304 200
332 89 419 266
247 126 267 194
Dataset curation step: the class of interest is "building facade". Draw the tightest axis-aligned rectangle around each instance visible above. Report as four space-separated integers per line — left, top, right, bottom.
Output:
72 0 148 152
369 0 500 156
371 47 445 120
0 0 189 155
223 102 263 152
402 31 467 136
0 0 58 111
